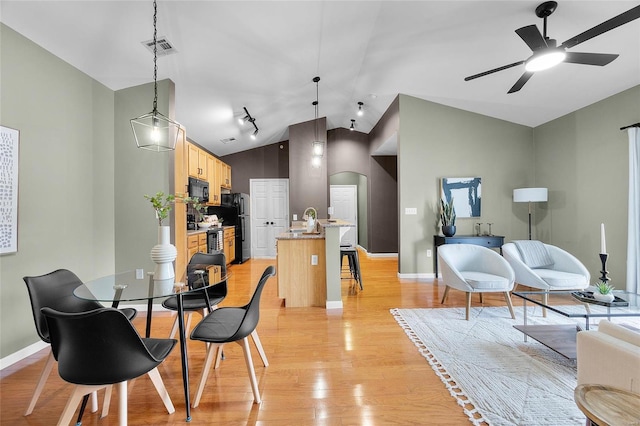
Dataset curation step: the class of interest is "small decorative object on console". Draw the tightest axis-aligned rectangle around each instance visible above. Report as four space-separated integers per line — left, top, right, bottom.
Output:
571 289 628 307
440 198 456 237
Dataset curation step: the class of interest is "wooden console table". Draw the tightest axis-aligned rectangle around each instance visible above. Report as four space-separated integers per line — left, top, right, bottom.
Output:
433 235 505 277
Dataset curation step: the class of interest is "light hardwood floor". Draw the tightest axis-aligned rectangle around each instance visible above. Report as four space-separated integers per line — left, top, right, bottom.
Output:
1 252 517 425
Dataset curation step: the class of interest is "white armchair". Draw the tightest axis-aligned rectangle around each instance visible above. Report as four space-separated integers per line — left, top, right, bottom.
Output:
438 244 516 320
502 242 590 292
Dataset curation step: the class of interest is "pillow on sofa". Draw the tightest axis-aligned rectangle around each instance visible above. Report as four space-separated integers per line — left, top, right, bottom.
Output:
513 240 554 269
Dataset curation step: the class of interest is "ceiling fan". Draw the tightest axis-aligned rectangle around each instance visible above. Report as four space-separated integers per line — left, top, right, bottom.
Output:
464 1 640 93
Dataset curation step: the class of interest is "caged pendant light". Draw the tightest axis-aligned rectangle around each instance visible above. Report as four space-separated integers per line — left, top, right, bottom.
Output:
130 0 182 152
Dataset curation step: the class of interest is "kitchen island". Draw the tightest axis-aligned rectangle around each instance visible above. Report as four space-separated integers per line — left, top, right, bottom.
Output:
276 219 354 309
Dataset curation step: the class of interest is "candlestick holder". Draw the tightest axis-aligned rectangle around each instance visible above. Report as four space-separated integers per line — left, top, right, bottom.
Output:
599 253 610 283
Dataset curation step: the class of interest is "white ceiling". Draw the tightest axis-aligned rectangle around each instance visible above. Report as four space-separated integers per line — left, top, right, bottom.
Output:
2 1 639 156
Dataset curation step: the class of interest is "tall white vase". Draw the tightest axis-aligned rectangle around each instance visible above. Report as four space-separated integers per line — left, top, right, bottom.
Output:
151 226 177 281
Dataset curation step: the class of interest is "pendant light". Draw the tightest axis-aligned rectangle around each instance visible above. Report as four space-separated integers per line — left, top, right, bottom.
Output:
350 119 356 131
311 76 324 167
130 0 182 152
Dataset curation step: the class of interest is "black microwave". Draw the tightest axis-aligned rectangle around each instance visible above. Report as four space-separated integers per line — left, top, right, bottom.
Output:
188 177 209 203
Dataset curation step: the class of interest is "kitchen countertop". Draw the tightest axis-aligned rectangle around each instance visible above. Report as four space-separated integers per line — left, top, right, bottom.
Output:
276 219 354 240
187 225 234 236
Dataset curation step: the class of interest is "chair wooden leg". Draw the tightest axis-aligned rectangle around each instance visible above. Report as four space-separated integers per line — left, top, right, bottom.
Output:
101 385 112 418
542 293 548 318
238 338 261 404
465 292 472 321
147 367 175 414
57 385 104 426
440 286 450 304
479 293 484 303
214 344 225 369
118 381 127 426
193 343 220 408
251 330 269 367
90 390 98 412
168 314 179 339
25 349 55 415
504 292 516 319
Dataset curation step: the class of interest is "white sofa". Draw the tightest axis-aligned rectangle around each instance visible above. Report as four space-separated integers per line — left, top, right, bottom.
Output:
576 320 640 393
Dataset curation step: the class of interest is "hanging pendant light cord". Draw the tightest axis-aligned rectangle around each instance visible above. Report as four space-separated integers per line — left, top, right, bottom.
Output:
152 0 158 114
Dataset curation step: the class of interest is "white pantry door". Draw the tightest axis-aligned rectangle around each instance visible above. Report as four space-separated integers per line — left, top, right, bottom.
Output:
251 179 289 258
330 185 357 246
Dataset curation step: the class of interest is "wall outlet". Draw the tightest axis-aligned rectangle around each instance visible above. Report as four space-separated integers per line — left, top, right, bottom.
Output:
311 254 318 265
136 269 144 279
405 207 417 215
426 249 432 258
328 206 334 215
293 214 298 221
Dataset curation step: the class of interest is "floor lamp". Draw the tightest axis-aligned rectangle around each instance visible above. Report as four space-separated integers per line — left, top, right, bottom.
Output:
513 188 548 240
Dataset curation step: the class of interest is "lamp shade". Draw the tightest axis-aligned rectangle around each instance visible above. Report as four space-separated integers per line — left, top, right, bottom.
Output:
513 188 548 203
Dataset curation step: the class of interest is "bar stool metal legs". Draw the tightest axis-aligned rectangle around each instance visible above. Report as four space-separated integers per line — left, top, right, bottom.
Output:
340 246 363 290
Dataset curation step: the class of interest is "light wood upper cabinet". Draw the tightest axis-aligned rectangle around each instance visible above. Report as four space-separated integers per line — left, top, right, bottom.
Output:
207 155 221 206
188 144 208 179
222 162 232 189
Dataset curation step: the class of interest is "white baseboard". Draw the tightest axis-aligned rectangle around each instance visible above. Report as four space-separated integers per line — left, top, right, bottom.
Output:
325 300 343 310
0 340 49 370
397 272 436 280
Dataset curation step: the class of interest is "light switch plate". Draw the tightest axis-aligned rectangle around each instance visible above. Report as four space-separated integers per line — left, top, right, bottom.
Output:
293 214 298 221
136 269 144 279
311 254 318 265
405 207 417 215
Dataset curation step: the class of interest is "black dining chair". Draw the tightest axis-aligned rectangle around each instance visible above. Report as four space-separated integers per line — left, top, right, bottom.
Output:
162 251 228 338
41 306 177 426
23 269 137 417
190 265 276 407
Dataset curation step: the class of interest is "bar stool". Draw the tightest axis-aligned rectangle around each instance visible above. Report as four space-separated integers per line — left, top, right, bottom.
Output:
340 245 363 290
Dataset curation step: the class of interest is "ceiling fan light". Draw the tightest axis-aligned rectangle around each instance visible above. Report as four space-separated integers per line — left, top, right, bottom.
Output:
525 49 566 72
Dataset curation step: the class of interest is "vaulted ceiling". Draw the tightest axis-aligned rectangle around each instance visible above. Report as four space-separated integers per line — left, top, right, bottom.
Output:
2 1 639 156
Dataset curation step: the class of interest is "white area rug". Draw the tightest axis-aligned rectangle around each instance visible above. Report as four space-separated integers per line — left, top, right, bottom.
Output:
392 306 594 426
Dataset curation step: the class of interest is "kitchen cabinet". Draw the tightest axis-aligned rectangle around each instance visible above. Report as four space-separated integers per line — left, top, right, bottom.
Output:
224 228 236 264
188 143 208 179
208 156 221 206
222 162 232 189
187 232 208 261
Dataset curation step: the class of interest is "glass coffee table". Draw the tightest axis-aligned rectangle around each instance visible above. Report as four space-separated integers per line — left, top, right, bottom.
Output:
512 290 640 359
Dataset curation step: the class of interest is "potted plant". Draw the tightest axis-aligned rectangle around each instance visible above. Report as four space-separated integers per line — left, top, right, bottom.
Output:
144 192 178 281
440 197 456 237
593 281 615 303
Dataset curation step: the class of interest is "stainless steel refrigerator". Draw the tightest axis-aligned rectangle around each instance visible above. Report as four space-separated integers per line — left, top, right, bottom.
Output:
209 193 251 263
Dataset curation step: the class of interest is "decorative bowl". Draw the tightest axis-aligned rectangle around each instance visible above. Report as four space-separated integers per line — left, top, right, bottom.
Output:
197 222 212 229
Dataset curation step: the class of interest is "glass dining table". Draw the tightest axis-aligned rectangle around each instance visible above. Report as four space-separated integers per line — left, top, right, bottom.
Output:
74 269 229 422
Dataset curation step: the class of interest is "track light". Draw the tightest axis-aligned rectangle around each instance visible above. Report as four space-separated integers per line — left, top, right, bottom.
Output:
350 119 355 131
357 101 364 116
239 106 258 140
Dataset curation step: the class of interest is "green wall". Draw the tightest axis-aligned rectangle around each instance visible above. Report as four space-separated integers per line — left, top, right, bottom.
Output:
534 85 640 285
0 24 116 358
0 24 173 360
397 94 534 275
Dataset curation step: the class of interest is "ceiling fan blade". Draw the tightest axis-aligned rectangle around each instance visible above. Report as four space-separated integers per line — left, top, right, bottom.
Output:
464 61 525 81
564 52 619 66
561 5 640 49
507 72 534 94
515 25 547 51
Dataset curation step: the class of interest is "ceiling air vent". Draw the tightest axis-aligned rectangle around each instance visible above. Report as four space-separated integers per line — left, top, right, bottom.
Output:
141 36 177 57
221 137 236 144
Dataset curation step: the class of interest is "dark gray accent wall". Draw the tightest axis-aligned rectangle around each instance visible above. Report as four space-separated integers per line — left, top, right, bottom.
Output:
368 96 400 254
327 128 369 176
222 141 289 195
369 156 398 253
289 118 328 218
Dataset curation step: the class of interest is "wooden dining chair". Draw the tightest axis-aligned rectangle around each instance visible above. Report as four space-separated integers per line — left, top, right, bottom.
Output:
42 307 176 426
190 265 276 407
23 269 137 418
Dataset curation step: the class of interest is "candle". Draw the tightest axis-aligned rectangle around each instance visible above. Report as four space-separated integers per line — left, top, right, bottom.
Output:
600 223 607 254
